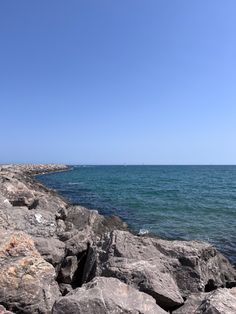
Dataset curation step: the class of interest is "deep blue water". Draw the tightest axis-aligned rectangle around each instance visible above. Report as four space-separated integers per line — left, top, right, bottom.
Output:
37 165 236 264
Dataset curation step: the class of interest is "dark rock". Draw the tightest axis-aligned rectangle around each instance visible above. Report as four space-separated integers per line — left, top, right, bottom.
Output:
59 283 73 296
0 229 60 314
53 276 167 314
66 205 128 237
59 256 78 284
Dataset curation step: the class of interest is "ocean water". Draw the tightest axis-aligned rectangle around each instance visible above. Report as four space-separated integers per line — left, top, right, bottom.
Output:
37 165 236 264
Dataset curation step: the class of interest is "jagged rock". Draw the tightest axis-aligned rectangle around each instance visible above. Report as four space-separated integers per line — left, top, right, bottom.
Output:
175 288 236 313
66 205 128 237
0 229 60 313
197 288 236 314
52 276 167 314
91 230 236 311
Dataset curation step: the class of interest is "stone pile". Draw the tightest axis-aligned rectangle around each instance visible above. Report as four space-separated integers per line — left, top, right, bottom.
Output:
0 164 236 313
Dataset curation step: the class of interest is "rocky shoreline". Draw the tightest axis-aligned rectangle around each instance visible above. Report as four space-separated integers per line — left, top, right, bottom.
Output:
0 164 236 313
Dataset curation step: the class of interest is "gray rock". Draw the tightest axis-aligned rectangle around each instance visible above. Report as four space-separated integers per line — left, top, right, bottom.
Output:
173 292 209 313
59 283 73 296
66 205 128 237
92 230 236 311
197 288 236 314
53 276 167 314
0 165 68 213
0 204 58 238
59 256 78 284
34 237 65 272
175 288 236 314
0 229 60 314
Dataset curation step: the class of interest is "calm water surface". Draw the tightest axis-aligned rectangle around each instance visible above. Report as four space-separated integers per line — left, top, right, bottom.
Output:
37 166 236 264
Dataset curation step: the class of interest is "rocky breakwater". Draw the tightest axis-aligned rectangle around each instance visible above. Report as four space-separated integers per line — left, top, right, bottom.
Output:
0 164 236 313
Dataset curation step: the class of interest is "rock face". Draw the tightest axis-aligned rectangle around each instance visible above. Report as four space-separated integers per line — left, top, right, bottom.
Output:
91 230 236 311
53 276 166 314
0 229 60 314
0 164 236 313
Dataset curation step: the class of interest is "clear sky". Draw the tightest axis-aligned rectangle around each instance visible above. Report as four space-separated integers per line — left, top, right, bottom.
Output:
0 1 235 164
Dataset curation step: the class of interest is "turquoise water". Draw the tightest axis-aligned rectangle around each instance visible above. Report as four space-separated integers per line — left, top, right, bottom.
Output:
37 165 236 264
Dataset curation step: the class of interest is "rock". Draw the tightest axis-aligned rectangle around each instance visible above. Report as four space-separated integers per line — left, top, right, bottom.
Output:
0 165 68 213
0 205 58 238
59 256 78 284
175 288 236 314
0 229 60 314
91 230 236 311
173 292 209 313
53 276 167 314
152 236 236 296
197 288 236 314
0 305 15 314
59 283 73 296
65 229 92 255
66 205 128 237
34 237 65 272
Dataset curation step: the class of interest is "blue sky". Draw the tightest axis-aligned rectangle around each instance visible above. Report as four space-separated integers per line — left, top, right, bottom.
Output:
0 1 235 164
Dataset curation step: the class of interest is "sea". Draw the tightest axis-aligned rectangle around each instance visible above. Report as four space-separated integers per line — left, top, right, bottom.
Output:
37 165 236 265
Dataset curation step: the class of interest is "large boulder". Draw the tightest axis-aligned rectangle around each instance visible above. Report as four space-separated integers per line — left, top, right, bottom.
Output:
53 276 166 314
65 205 128 237
174 288 236 314
198 288 236 314
91 230 236 311
0 229 60 313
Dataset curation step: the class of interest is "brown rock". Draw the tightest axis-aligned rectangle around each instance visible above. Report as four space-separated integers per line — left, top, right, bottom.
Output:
0 230 60 313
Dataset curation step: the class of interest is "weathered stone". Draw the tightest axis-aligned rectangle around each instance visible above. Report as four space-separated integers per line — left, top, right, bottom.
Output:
197 288 236 314
0 205 58 238
92 230 236 311
34 237 65 272
0 229 60 314
66 205 128 237
53 276 167 314
175 288 236 314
